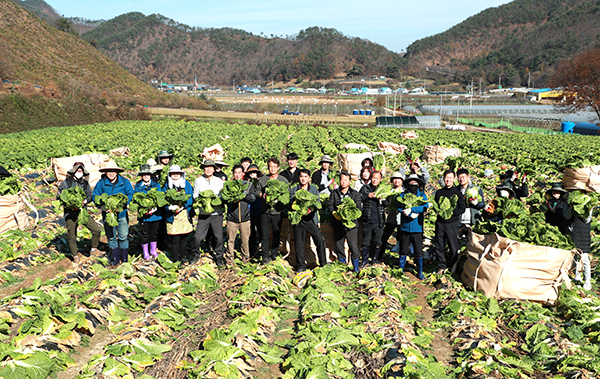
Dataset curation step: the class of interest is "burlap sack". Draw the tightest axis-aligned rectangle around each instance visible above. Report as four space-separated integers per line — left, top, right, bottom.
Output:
423 146 461 165
0 193 36 234
51 153 113 187
462 232 574 304
563 165 600 192
378 142 408 155
337 153 386 180
202 144 225 161
400 130 419 139
109 147 130 157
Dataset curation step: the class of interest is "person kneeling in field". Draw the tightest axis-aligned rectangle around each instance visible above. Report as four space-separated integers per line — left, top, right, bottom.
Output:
134 164 162 260
224 165 256 264
93 162 134 267
328 171 362 271
290 169 326 273
57 162 102 263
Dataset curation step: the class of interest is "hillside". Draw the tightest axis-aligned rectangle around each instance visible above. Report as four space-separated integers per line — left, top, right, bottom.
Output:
9 0 61 25
405 0 600 87
81 12 404 85
0 0 160 99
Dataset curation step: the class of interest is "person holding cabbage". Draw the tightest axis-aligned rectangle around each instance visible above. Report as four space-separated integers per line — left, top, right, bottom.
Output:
57 162 102 263
290 169 326 273
163 165 194 263
457 168 486 237
565 182 595 291
93 162 134 267
133 164 163 260
192 159 225 266
224 165 256 264
359 171 385 269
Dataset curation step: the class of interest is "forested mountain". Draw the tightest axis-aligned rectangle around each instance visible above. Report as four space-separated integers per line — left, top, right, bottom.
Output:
405 0 600 87
81 13 404 85
0 0 160 98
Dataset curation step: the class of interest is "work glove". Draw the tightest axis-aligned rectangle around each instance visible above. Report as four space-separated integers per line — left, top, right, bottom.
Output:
147 207 157 215
168 205 179 212
469 199 478 206
402 208 411 216
410 212 419 219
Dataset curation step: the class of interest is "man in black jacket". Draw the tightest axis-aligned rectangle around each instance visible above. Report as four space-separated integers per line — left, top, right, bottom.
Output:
328 171 363 272
280 152 301 185
499 170 528 199
359 171 385 268
434 169 466 274
225 165 256 264
57 162 102 262
290 169 326 272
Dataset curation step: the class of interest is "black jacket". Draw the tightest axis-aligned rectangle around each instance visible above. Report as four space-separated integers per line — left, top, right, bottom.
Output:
327 187 363 229
571 216 592 253
57 174 93 220
280 167 300 185
225 181 255 223
311 169 331 193
359 183 385 225
434 186 466 224
290 184 321 224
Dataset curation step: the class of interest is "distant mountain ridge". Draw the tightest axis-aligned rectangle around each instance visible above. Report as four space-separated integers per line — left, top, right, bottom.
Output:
79 12 404 85
405 0 600 87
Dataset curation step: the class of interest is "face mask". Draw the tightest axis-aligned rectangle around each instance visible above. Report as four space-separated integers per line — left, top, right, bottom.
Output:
499 190 509 198
74 172 83 179
407 184 419 194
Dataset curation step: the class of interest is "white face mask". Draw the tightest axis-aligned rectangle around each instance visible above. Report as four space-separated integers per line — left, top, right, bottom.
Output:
499 190 509 198
74 172 84 179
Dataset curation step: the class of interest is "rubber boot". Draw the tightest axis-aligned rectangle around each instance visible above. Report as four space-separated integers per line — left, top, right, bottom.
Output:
352 259 360 272
110 248 120 266
372 246 382 265
360 246 370 269
399 255 407 271
149 241 158 258
120 248 129 263
415 258 425 280
142 244 150 260
582 253 592 290
338 256 347 264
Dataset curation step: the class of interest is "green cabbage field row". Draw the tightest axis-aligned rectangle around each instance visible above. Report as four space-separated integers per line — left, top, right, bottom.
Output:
1 120 600 173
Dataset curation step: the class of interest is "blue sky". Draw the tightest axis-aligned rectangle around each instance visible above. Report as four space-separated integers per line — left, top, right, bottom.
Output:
47 0 514 52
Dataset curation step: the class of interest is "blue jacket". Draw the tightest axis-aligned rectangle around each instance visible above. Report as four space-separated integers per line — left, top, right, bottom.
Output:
399 189 428 233
162 181 194 223
93 175 134 219
134 179 163 222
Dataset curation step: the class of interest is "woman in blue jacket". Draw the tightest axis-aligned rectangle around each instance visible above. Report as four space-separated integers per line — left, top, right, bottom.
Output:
398 174 429 279
134 164 163 260
163 165 194 262
93 162 134 266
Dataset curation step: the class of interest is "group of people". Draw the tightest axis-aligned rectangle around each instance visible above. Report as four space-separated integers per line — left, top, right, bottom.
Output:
56 150 594 286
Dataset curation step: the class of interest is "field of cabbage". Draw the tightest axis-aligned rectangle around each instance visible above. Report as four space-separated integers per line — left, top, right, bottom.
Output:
0 120 600 379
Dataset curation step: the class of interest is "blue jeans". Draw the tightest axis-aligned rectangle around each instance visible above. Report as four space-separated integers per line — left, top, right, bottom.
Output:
105 216 129 249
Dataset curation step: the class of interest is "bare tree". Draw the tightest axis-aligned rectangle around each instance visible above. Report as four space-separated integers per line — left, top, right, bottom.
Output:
550 45 600 121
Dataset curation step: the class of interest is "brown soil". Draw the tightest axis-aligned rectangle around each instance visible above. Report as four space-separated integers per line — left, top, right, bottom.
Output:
0 257 72 299
404 272 455 367
56 326 114 379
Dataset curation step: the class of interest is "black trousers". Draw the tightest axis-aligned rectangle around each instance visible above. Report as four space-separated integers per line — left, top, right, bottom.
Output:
400 231 423 258
294 219 326 272
332 219 359 260
261 213 282 259
361 221 383 248
171 233 189 262
434 221 460 270
381 223 398 249
139 220 160 244
249 214 262 258
193 215 224 260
